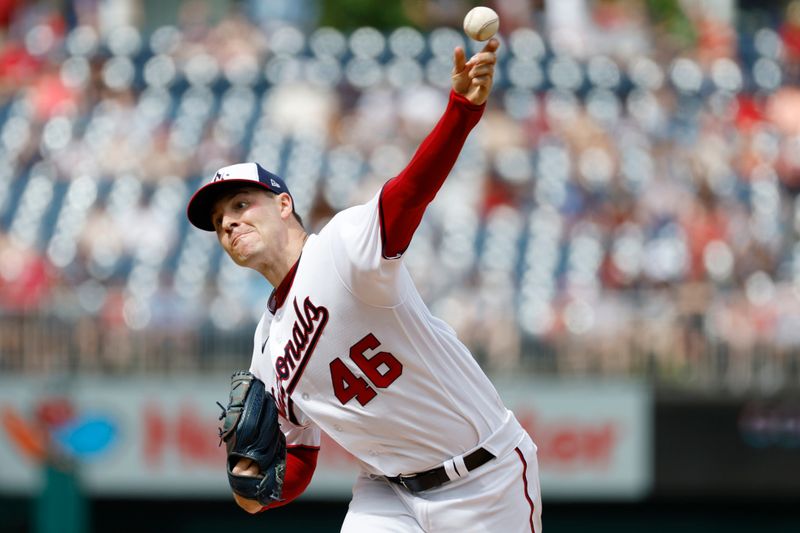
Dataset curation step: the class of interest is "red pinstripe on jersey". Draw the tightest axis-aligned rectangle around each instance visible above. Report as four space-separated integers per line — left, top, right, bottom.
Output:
515 447 536 532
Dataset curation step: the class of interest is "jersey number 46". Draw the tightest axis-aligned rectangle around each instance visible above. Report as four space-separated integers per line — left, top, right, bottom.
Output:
329 333 403 406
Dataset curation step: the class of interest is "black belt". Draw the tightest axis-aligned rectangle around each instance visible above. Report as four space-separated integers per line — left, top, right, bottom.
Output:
386 447 495 493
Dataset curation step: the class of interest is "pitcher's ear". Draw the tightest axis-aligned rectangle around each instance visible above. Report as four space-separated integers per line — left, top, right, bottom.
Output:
277 192 294 219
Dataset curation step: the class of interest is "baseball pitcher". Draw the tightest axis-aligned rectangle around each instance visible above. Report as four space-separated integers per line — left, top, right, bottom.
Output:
188 39 542 532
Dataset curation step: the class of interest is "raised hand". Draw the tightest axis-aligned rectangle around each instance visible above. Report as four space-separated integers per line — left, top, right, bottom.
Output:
451 38 500 106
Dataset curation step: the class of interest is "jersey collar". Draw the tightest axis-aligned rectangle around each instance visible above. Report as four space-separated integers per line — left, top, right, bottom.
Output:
268 257 300 313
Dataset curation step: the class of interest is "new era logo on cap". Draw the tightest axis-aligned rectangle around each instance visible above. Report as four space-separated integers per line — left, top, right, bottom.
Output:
186 162 294 231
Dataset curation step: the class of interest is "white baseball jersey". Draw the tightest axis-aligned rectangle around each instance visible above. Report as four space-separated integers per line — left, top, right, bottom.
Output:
249 190 524 477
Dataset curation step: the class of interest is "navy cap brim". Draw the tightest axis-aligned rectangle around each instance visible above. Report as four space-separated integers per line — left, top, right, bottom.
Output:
186 179 276 231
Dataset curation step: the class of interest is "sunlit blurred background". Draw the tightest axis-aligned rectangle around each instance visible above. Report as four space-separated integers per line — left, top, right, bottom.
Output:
1 0 799 531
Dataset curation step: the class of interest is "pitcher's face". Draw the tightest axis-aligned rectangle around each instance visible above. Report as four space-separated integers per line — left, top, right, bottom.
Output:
212 188 289 269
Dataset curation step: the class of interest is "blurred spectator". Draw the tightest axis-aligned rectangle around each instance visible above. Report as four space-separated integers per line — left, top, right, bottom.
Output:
0 1 799 392
0 235 53 311
781 0 800 85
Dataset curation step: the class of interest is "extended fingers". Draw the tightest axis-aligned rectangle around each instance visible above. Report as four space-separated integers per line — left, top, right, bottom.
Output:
469 63 494 78
482 38 500 54
470 76 492 91
453 46 467 74
452 38 498 104
465 52 497 69
465 38 500 68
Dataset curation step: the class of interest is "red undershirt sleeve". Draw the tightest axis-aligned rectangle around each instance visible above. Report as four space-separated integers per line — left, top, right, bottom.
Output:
260 446 319 511
379 90 485 259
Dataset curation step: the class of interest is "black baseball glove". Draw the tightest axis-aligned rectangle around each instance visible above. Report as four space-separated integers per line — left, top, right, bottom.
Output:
217 371 286 506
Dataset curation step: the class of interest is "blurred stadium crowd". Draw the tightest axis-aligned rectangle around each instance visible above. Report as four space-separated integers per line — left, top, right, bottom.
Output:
1 0 800 390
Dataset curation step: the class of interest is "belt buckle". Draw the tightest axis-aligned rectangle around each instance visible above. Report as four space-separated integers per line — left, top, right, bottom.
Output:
397 475 416 492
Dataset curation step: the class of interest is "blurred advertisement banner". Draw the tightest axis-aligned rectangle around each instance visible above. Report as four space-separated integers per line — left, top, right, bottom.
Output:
655 396 800 497
0 376 231 497
497 379 652 500
0 376 652 500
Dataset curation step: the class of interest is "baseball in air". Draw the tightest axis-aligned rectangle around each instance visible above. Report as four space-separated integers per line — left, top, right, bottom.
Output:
463 6 499 41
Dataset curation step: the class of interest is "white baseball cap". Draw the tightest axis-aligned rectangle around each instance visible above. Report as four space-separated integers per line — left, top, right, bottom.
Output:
186 162 294 231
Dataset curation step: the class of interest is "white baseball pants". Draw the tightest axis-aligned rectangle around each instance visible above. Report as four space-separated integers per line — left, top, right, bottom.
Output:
341 433 542 532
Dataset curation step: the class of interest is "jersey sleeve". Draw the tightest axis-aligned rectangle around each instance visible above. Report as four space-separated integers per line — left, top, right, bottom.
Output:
380 90 484 258
323 192 407 308
321 91 483 307
278 411 321 449
261 444 318 510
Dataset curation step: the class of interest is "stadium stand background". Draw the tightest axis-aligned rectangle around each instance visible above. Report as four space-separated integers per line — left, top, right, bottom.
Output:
1 0 799 531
